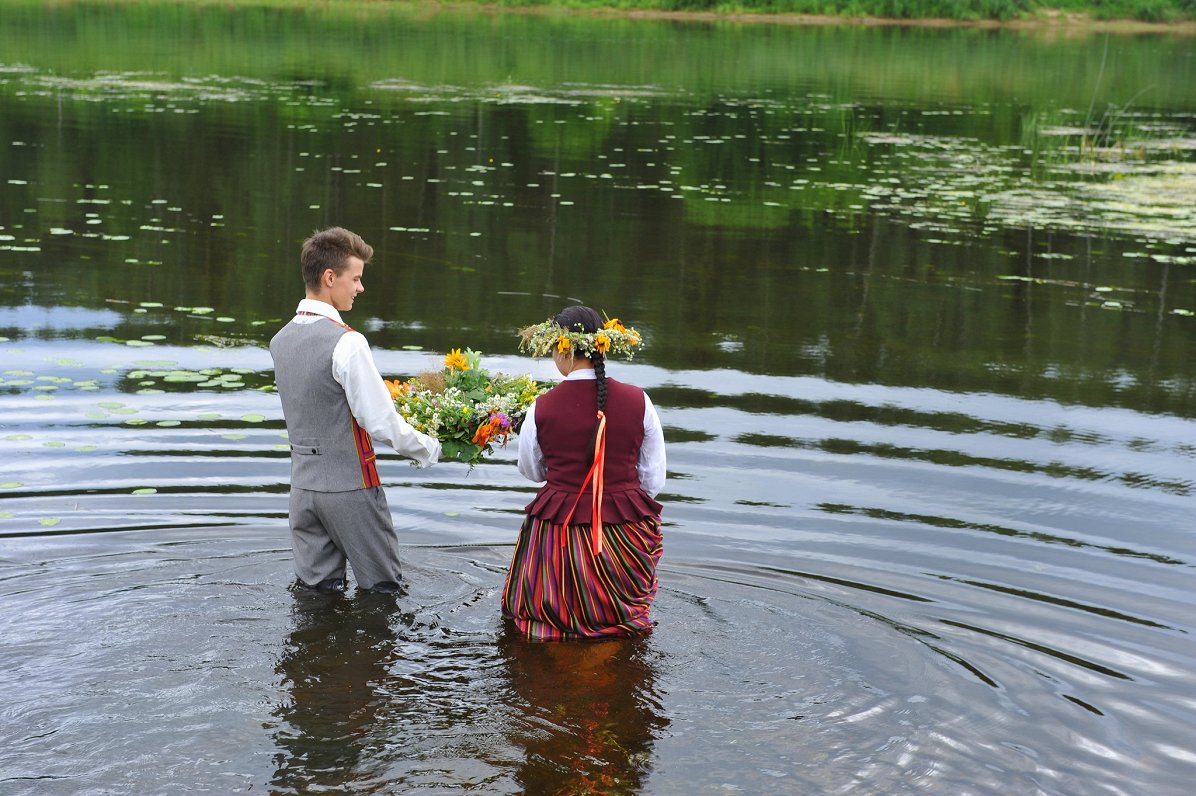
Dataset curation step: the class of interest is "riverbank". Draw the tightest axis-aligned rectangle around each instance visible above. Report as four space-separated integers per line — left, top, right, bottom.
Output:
448 2 1196 32
2 0 1192 34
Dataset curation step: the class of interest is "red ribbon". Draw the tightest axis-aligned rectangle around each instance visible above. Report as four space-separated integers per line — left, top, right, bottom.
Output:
559 411 607 555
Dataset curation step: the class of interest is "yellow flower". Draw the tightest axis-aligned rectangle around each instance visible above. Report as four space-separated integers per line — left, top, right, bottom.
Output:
594 333 610 354
556 335 572 354
444 348 469 371
603 317 625 334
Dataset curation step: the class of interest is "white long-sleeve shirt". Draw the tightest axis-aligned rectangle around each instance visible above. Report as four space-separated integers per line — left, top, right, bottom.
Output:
290 299 440 468
517 369 666 497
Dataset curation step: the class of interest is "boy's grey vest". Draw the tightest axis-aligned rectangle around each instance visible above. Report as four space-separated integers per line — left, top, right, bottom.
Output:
270 317 379 492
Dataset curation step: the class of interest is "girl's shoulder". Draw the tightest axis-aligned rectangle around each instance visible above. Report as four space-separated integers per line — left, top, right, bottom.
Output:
606 376 645 395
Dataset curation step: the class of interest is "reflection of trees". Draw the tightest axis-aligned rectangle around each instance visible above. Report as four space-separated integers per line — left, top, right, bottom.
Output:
498 629 669 795
3 8 1195 418
271 594 407 795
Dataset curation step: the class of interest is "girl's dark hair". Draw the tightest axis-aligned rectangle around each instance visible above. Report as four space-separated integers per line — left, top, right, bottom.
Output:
554 305 607 413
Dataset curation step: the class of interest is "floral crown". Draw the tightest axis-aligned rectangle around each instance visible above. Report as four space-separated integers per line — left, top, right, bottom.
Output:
519 315 642 359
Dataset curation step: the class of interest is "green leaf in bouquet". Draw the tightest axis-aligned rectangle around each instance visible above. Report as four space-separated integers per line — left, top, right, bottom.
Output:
463 348 484 371
442 439 483 465
447 367 489 395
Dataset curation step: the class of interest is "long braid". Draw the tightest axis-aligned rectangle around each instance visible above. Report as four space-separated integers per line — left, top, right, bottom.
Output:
592 355 607 413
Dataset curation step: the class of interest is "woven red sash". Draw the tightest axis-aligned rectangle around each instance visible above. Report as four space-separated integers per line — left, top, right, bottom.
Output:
558 411 607 555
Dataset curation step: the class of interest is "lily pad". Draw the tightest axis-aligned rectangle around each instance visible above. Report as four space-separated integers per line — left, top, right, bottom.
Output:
38 518 62 527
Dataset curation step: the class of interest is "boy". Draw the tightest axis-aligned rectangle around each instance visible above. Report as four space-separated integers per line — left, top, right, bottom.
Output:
270 227 440 593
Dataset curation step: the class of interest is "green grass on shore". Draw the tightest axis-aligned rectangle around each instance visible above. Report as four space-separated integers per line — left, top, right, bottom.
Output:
0 0 1191 23
465 0 1196 23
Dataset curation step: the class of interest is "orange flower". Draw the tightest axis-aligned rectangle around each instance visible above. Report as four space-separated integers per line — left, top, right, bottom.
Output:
602 317 626 334
471 415 504 447
593 333 610 354
556 335 571 354
384 379 409 399
472 422 493 446
444 348 469 371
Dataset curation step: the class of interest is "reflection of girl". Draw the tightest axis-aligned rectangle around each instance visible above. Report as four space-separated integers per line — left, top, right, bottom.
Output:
498 630 669 792
503 306 666 640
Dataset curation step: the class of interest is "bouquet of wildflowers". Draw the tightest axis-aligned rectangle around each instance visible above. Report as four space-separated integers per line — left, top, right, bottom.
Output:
385 348 545 466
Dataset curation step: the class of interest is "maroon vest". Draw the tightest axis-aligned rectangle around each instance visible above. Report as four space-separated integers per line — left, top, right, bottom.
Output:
524 377 664 525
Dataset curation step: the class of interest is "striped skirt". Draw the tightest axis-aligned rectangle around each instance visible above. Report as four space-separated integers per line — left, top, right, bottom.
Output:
502 516 663 641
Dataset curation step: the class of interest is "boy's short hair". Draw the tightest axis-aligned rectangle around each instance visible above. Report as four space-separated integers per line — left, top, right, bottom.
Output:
300 227 374 288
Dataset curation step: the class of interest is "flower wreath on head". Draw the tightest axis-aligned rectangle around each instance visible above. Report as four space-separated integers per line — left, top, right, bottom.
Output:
518 314 643 359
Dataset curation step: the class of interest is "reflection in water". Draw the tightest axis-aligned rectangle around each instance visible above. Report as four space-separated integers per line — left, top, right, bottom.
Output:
3 4 1196 793
498 628 669 795
269 591 669 795
271 592 406 794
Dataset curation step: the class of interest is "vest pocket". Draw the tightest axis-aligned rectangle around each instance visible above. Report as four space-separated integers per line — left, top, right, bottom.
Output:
290 437 323 455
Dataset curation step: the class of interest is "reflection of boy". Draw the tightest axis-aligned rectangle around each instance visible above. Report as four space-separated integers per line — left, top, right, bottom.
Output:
269 227 440 593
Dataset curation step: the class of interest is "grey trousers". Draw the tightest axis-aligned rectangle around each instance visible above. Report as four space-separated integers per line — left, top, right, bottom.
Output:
288 486 402 590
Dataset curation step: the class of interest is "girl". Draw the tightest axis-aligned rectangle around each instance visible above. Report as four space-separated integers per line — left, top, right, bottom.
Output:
502 306 666 640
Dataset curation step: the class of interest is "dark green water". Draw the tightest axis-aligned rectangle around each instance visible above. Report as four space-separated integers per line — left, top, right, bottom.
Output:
2 3 1195 794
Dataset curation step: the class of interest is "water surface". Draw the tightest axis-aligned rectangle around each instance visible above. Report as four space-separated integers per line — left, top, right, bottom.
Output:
2 3 1195 794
